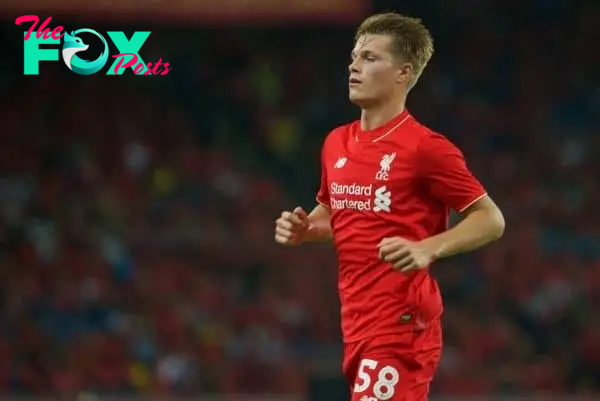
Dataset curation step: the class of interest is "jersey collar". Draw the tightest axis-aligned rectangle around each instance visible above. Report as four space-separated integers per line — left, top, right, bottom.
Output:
355 109 412 143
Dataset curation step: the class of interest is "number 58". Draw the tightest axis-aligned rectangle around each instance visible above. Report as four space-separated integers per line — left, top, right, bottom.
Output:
353 358 400 400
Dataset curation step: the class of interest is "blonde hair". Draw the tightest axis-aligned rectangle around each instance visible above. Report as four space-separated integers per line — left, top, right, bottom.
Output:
355 12 434 89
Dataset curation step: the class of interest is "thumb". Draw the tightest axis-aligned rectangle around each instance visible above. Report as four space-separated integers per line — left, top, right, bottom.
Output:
293 206 309 223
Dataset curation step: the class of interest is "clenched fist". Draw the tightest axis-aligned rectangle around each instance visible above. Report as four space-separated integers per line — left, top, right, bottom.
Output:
274 207 310 245
378 237 436 272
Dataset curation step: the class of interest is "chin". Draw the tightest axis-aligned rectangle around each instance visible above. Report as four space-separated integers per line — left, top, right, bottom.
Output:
348 91 371 107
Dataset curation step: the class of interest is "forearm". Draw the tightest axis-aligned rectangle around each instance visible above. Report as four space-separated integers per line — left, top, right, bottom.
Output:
422 203 505 260
305 204 333 242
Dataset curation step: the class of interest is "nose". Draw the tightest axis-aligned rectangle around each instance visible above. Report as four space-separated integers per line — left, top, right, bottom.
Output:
348 59 360 75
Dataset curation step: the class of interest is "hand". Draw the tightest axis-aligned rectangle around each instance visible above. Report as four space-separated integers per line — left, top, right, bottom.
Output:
378 237 436 272
274 207 310 246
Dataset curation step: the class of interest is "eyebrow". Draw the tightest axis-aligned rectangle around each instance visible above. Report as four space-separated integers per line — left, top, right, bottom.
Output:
351 50 377 58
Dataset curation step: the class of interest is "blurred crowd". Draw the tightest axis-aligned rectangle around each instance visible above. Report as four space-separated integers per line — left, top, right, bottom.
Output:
2 0 600 397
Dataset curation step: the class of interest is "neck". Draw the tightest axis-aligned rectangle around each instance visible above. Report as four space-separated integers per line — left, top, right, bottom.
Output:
360 98 406 131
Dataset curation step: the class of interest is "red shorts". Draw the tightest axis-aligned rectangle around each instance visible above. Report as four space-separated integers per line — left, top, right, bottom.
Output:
343 319 442 401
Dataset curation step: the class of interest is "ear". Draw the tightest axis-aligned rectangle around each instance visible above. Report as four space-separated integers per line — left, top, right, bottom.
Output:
396 63 413 85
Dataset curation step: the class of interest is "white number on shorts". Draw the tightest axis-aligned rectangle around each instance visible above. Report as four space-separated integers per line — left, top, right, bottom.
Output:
353 358 400 400
354 358 377 393
373 365 400 400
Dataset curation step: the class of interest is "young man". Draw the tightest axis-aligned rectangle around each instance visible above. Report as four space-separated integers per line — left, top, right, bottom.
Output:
274 12 505 401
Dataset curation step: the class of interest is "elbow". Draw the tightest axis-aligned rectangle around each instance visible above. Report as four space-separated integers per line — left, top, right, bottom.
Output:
489 208 505 241
473 196 505 241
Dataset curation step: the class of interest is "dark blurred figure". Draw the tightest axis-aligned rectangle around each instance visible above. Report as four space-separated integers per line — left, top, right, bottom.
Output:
1 0 600 398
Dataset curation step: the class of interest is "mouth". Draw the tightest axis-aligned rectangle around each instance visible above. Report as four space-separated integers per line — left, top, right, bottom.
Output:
349 77 362 87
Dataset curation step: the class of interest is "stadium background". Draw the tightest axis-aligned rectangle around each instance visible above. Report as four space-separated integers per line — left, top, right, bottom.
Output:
1 0 600 400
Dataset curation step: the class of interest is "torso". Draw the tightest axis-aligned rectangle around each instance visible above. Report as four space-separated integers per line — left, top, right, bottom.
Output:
319 111 446 342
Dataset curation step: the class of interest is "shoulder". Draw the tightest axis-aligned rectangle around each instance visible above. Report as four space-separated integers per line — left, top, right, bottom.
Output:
407 120 469 178
408 118 462 158
320 120 357 155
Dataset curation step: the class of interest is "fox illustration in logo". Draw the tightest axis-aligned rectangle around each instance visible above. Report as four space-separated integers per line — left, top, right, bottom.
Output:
62 29 109 75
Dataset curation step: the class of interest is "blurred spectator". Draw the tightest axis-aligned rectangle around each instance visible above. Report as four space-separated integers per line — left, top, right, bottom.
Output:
1 0 600 397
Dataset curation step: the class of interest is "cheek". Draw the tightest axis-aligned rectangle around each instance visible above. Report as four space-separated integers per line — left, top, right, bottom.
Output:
366 66 394 88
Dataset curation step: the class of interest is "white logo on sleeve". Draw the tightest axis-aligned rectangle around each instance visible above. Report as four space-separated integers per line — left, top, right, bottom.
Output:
334 157 347 168
375 152 396 180
373 185 391 212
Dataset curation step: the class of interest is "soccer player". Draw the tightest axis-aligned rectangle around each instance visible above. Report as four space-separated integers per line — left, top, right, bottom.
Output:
274 12 505 401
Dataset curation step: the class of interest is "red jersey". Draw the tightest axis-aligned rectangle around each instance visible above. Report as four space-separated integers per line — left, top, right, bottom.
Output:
316 110 487 342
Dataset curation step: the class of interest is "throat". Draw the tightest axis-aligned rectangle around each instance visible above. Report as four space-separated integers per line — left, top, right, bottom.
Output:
360 103 406 131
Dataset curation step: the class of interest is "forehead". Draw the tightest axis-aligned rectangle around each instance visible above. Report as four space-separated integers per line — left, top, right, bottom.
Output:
353 34 393 54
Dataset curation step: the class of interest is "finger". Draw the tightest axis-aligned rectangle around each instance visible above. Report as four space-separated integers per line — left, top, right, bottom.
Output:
378 237 407 247
383 248 411 263
378 237 393 247
378 244 395 260
275 233 293 244
378 242 406 257
378 244 401 261
275 226 294 238
392 255 414 270
276 218 294 230
400 263 419 273
293 207 309 222
281 211 304 227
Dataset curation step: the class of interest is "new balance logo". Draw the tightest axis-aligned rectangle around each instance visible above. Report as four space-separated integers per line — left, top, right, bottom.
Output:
334 157 347 169
375 152 396 181
373 185 391 212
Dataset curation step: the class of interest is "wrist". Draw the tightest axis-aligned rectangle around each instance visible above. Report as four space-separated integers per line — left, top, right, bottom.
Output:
420 236 443 262
305 223 331 243
305 224 321 242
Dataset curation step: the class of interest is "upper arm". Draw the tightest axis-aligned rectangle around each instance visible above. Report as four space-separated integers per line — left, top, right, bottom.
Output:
461 194 505 233
316 137 331 209
417 133 487 213
316 165 330 209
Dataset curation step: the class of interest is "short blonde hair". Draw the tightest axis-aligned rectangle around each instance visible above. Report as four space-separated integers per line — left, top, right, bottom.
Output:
355 12 434 89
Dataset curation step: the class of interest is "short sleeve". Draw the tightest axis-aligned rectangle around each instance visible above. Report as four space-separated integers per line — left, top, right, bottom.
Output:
316 147 330 208
417 133 487 213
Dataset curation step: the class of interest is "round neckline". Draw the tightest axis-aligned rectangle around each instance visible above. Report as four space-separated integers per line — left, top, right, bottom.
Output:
354 109 412 143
